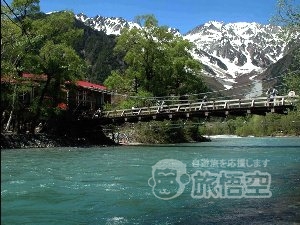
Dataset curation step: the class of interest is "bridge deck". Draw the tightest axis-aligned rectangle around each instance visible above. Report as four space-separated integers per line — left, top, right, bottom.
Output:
96 96 298 124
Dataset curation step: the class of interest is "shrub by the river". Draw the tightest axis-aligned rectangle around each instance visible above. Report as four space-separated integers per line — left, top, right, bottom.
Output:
199 110 300 137
119 120 208 144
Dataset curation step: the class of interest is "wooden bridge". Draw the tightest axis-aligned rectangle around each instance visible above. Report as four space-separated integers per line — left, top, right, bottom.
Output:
92 95 298 125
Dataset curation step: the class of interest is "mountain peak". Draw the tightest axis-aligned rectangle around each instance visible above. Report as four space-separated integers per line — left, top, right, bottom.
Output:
184 21 292 90
75 13 140 35
206 21 224 29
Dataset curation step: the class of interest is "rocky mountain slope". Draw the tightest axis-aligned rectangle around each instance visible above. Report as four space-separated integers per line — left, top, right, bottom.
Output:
75 13 299 96
185 21 287 89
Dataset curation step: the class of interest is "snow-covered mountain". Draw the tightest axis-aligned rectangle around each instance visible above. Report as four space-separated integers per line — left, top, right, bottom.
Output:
75 13 180 35
75 13 298 95
75 13 140 35
184 21 290 90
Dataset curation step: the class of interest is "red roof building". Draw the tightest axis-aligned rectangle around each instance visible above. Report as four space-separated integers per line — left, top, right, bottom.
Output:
2 73 111 117
76 80 107 91
22 73 48 81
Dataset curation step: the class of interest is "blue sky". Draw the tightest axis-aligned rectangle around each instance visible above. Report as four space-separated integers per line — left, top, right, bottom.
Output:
12 0 281 34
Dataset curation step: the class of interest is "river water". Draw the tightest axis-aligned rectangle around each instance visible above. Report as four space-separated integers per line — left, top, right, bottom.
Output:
1 137 300 224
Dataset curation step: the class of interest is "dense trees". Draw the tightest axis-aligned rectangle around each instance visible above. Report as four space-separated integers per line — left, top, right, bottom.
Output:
29 12 86 129
199 113 300 136
104 15 207 108
115 120 208 144
272 0 300 94
1 0 87 133
272 0 300 32
74 20 123 83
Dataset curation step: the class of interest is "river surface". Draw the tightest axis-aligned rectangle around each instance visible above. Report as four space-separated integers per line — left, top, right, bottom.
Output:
1 137 300 224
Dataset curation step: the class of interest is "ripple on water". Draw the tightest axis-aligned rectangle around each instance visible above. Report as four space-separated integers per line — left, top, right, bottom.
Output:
105 217 128 225
1 137 300 224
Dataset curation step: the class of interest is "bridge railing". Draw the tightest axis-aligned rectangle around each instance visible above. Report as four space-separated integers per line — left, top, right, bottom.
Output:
103 95 298 118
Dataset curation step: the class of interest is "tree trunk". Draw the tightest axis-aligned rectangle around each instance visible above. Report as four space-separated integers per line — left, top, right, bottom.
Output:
4 85 17 132
30 75 52 134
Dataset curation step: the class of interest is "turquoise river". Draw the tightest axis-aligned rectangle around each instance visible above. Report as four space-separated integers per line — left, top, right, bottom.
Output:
1 137 300 224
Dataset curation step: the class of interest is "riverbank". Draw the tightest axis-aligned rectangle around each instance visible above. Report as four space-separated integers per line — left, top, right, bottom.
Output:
0 132 117 150
1 131 211 149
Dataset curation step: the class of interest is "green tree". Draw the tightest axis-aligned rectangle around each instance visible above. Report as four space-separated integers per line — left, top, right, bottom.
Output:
105 14 207 102
272 0 300 95
1 1 38 132
28 11 87 132
272 0 300 33
284 48 300 94
11 0 40 19
73 22 122 83
1 0 87 133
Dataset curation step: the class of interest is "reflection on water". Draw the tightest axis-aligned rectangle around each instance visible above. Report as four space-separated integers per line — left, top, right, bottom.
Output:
1 137 300 224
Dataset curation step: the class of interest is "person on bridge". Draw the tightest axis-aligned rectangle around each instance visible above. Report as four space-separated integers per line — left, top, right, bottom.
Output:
156 100 165 113
266 88 278 102
272 88 278 96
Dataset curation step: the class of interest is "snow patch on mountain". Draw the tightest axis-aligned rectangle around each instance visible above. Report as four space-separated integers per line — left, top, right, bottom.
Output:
75 13 140 35
184 21 291 90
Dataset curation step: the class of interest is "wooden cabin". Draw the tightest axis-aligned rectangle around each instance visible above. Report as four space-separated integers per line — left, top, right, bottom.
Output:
66 80 111 118
1 73 111 119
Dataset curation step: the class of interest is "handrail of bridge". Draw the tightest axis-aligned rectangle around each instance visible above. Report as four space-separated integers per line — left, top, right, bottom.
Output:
103 95 299 118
